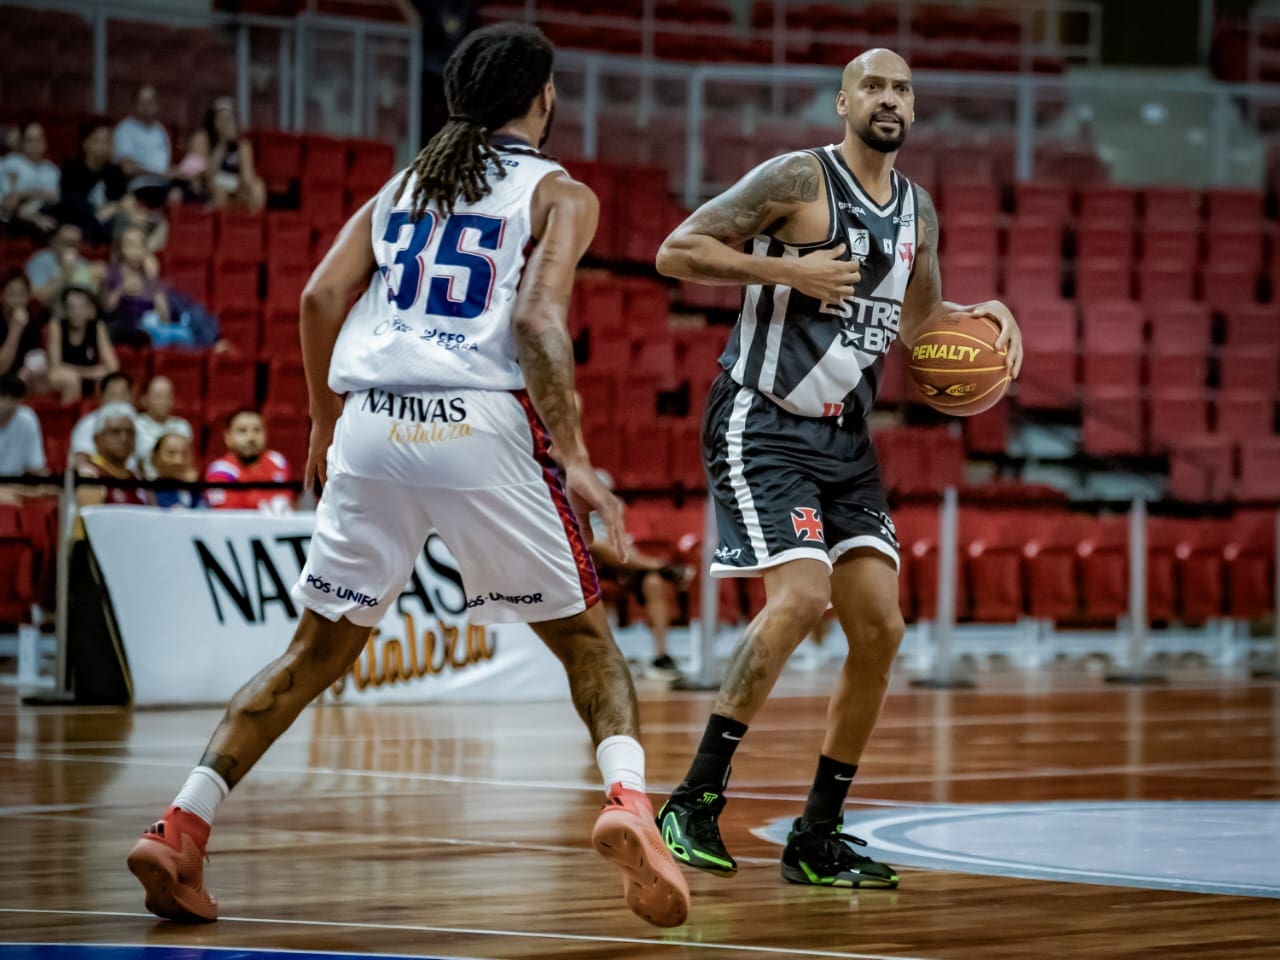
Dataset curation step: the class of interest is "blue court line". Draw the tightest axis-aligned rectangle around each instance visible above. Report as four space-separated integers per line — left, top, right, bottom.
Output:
755 801 1280 899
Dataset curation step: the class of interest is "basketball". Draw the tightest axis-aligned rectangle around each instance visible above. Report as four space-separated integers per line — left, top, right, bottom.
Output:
906 311 1011 416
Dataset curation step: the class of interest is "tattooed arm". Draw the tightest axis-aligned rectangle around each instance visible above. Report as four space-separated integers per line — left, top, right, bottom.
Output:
516 173 628 558
656 152 860 303
901 185 1022 376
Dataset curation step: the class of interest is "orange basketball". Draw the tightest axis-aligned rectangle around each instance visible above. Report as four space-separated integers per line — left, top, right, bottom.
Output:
906 312 1010 416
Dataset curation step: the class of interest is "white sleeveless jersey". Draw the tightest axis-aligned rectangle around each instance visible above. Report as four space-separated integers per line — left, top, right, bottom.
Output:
329 144 567 394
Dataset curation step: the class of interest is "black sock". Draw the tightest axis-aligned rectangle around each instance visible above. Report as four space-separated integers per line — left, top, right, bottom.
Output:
680 713 748 791
802 754 857 824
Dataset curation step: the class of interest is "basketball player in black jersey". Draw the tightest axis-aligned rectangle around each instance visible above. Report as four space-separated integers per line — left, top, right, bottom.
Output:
654 49 1023 887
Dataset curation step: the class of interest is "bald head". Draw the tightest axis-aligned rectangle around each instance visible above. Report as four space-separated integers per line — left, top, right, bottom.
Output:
836 48 915 154
842 48 912 92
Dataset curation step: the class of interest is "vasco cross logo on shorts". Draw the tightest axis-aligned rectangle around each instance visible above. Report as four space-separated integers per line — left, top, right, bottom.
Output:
791 507 824 543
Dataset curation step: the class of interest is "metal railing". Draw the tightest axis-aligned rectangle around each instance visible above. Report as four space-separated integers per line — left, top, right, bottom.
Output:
3 0 421 159
489 0 1104 70
551 51 1280 204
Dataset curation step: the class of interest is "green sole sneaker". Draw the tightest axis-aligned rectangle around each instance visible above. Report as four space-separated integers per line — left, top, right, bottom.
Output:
656 790 738 877
780 816 900 888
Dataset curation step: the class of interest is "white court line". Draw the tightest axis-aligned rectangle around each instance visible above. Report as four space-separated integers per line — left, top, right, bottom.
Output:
0 945 496 960
0 909 939 960
2 750 1274 800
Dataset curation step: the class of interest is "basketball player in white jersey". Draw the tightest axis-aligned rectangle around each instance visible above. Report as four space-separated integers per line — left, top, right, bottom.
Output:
654 50 1023 888
127 23 689 929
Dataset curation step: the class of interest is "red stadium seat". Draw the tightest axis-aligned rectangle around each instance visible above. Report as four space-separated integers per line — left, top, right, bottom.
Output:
1023 513 1085 621
151 349 206 408
1238 438 1280 500
266 213 313 271
1079 186 1137 225
963 510 1023 622
1224 512 1274 618
1204 225 1265 271
1224 306 1277 347
1205 188 1265 226
205 352 258 416
1143 187 1202 228
210 261 261 312
1081 302 1144 350
113 344 151 388
1007 221 1062 263
1076 224 1134 262
166 211 215 263
262 413 308 472
1077 516 1129 622
254 130 304 194
1202 264 1260 310
961 403 1008 454
669 419 704 489
1075 258 1132 302
577 371 616 428
1168 436 1234 502
585 425 622 478
1176 518 1229 624
1148 391 1209 450
1141 225 1199 265
1081 391 1144 456
215 309 261 355
1010 300 1077 409
264 266 309 315
265 358 307 413
0 537 35 625
1138 261 1196 306
1219 347 1279 394
165 262 209 304
1214 390 1274 442
302 135 347 187
618 421 672 490
1014 182 1072 223
216 212 265 264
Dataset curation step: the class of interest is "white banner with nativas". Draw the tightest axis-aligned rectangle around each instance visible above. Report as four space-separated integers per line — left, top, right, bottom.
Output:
80 506 570 708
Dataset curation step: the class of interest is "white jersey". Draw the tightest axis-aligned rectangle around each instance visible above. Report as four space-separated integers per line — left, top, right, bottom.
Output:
329 142 566 394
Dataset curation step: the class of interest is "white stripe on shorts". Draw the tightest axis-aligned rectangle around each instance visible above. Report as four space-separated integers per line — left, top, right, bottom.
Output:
725 386 769 563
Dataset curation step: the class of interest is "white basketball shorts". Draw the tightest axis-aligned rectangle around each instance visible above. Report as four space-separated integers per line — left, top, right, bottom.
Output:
291 387 601 628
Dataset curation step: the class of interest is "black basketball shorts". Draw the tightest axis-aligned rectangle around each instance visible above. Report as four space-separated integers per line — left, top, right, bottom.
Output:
702 372 899 578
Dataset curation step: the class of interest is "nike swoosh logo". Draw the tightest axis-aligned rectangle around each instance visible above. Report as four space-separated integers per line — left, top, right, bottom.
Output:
834 774 854 781
721 733 742 741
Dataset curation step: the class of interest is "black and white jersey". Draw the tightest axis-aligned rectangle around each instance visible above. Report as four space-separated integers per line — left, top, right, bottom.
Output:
719 145 918 419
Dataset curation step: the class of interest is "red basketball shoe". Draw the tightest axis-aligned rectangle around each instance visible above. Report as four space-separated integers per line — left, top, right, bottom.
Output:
591 783 691 927
126 805 219 922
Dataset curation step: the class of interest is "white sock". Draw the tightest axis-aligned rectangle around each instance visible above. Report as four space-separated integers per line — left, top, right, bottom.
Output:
173 766 230 826
596 735 646 794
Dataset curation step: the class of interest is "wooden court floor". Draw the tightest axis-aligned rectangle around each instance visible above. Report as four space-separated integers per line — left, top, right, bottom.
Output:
1 673 1278 959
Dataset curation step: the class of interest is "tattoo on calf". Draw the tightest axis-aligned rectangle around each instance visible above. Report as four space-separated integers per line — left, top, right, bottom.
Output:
718 633 773 711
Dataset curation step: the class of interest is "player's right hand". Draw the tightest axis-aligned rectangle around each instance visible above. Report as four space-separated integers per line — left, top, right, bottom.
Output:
790 243 861 304
303 417 337 492
563 460 630 564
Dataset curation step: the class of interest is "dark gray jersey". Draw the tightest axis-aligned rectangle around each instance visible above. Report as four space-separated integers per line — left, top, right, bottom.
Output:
720 145 918 419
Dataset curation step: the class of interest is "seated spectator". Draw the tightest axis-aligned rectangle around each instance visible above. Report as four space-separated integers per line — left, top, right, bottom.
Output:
205 98 265 213
0 122 60 235
171 128 210 204
59 120 131 245
48 286 118 403
0 269 45 380
113 85 172 199
151 431 204 508
103 224 168 344
26 222 103 306
76 401 149 506
133 375 191 479
205 409 292 511
592 540 692 682
0 373 45 478
69 370 133 469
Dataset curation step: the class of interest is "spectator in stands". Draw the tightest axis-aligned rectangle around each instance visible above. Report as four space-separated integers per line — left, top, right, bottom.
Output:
47 286 119 404
103 224 168 343
25 223 103 306
76 401 149 506
59 120 132 245
113 85 172 181
0 270 44 380
171 128 211 203
151 432 204 508
0 374 45 478
205 409 292 512
133 376 191 479
0 122 60 236
69 370 133 469
205 97 265 213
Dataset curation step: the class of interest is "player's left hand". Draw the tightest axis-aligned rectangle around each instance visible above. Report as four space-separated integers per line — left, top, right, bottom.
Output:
303 416 337 493
971 300 1022 379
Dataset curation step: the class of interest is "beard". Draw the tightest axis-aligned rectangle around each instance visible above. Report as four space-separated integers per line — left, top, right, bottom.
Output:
539 101 556 149
857 116 907 154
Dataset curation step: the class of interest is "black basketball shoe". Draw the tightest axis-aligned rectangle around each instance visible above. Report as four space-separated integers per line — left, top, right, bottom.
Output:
656 785 738 876
780 816 899 888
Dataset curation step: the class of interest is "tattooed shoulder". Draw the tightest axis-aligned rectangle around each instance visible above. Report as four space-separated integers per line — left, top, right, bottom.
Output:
686 150 823 245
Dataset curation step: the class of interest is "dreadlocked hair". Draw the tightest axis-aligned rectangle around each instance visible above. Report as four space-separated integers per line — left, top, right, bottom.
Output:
397 22 554 220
